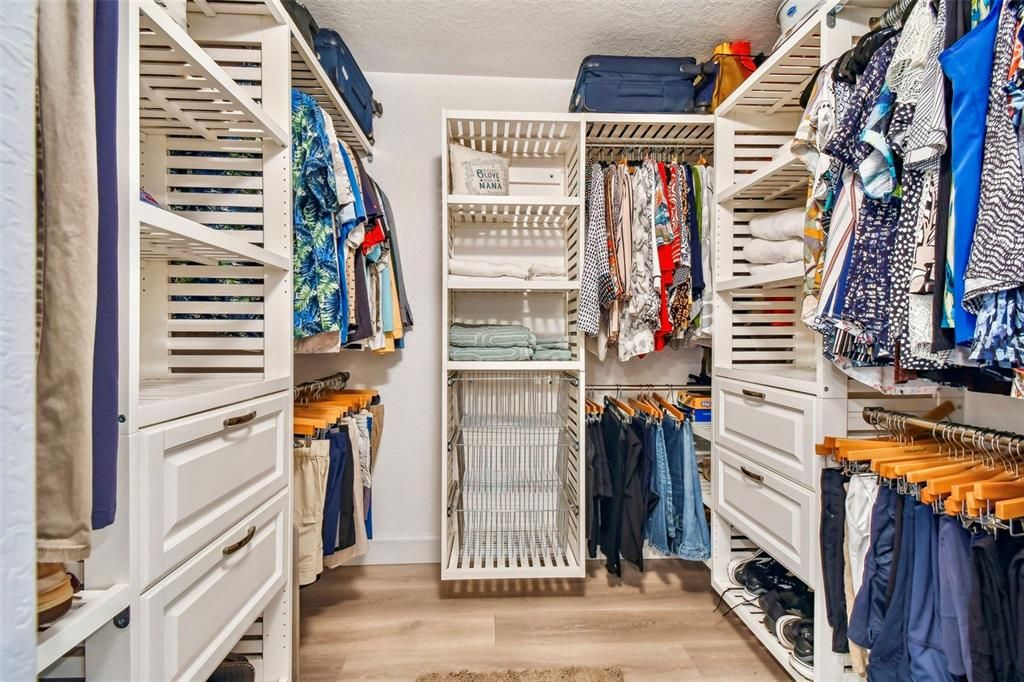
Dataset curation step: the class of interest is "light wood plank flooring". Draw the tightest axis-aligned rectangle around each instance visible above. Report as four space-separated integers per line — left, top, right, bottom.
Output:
298 561 789 681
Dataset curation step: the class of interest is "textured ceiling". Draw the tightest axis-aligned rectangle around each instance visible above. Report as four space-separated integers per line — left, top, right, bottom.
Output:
303 0 782 79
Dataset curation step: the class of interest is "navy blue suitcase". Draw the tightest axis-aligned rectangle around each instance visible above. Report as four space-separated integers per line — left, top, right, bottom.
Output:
569 55 702 114
314 29 381 141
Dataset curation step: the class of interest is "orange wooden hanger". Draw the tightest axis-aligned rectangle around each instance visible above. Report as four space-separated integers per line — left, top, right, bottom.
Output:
652 392 685 421
995 496 1024 521
607 397 634 417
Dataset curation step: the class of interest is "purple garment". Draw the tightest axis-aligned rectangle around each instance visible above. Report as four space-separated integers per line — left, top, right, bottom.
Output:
91 0 119 530
938 516 974 680
353 155 382 219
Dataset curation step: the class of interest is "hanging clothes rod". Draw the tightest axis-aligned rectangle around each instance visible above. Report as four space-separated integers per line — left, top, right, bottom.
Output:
862 406 1024 455
294 371 351 401
586 383 710 391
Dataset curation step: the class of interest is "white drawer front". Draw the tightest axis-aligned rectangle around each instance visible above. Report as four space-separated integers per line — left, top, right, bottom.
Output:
715 447 816 583
139 392 289 587
715 377 817 486
140 490 288 682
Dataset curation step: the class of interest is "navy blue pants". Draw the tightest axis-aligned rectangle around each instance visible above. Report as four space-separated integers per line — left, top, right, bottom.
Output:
849 485 900 650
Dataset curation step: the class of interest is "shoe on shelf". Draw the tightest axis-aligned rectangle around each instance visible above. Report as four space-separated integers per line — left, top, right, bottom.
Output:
789 626 815 680
779 616 813 650
744 560 797 599
727 550 766 588
759 588 812 641
37 563 74 626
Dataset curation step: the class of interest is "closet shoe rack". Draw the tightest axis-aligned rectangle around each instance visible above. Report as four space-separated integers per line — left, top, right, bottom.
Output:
37 0 372 678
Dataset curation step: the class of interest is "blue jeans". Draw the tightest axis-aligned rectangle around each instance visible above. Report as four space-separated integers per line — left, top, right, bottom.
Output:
645 423 673 555
678 419 710 561
663 417 686 555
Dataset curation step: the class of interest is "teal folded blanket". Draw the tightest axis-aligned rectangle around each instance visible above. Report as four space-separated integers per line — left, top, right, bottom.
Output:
449 346 534 361
449 323 536 349
533 348 572 361
535 337 570 351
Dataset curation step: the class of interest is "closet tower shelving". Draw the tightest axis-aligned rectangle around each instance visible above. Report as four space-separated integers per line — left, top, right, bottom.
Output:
39 1 372 679
710 2 956 680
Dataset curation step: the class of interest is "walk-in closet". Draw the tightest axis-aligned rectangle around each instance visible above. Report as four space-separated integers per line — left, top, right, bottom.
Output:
7 0 1024 680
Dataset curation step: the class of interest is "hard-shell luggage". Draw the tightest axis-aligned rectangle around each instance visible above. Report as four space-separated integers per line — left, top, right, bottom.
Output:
569 55 702 114
283 0 319 49
314 28 382 140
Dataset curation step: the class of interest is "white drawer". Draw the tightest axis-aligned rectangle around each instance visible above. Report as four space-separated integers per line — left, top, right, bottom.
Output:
140 490 288 682
715 447 816 583
139 392 289 587
715 377 817 486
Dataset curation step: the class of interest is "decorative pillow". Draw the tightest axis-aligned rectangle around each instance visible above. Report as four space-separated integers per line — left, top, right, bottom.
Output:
449 143 510 195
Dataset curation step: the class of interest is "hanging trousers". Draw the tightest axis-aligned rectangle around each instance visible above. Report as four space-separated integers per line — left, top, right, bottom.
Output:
820 468 850 653
849 485 901 650
938 515 974 681
36 0 98 562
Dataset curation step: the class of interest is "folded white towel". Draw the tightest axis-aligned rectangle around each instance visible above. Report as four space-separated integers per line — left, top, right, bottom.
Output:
743 238 803 265
748 207 806 241
529 262 567 279
449 258 530 279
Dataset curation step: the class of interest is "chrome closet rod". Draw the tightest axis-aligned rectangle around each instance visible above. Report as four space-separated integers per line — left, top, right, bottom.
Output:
862 406 1024 455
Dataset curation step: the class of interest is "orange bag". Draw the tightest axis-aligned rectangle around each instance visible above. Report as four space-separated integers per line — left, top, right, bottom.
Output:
710 41 758 111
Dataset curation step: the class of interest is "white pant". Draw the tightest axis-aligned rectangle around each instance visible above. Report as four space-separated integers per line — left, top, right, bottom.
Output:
846 474 879 595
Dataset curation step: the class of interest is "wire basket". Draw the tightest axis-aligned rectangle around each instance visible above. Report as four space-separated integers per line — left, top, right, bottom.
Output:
446 371 580 571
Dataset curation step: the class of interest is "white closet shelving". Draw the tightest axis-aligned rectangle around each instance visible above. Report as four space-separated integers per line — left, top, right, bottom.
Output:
709 2 947 681
39 0 371 677
441 111 586 579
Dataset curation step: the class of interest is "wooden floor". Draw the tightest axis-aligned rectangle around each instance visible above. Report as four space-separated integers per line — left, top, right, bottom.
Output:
298 561 790 681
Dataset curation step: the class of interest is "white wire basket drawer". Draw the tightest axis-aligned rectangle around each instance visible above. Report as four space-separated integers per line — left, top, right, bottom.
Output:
444 371 583 578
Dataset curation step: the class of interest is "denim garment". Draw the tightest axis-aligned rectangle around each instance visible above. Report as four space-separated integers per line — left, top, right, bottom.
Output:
645 423 673 555
849 485 900 649
663 416 686 554
678 419 710 561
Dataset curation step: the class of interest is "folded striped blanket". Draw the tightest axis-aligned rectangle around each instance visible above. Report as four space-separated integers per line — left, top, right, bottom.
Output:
449 346 534 361
449 323 536 349
535 336 570 351
533 348 572 361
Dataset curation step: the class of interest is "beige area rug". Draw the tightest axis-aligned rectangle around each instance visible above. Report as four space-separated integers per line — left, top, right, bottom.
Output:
417 667 626 682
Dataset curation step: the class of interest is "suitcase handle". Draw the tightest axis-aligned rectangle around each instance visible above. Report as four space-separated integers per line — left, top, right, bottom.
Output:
620 83 666 97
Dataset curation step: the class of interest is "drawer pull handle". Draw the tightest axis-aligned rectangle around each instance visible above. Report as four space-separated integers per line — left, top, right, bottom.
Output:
741 389 766 400
223 411 257 429
740 466 765 484
222 525 256 555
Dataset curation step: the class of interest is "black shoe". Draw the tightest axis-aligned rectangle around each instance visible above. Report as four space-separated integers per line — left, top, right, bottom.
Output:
727 551 767 588
789 626 814 679
745 562 798 598
779 616 813 650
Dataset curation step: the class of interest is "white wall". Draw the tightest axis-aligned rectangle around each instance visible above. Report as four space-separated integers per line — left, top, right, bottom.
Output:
0 0 38 676
294 71 574 564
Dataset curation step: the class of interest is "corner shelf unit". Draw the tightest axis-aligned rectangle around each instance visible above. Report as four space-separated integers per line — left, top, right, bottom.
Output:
709 3 943 681
41 2 302 679
441 111 586 580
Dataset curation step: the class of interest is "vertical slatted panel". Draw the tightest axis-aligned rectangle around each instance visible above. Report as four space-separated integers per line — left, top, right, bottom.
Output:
148 21 269 379
726 284 815 369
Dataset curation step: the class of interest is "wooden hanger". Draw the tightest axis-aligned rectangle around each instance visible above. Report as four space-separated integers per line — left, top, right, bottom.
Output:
995 496 1024 521
606 396 634 417
652 392 685 421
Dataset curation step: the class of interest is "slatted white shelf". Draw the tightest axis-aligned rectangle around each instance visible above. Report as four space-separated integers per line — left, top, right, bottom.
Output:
713 585 805 681
139 202 290 269
717 262 804 292
284 8 373 154
447 196 580 233
446 361 580 372
138 0 287 145
37 584 131 674
714 2 826 117
584 113 715 152
447 277 578 291
446 111 582 158
718 145 806 203
138 375 291 427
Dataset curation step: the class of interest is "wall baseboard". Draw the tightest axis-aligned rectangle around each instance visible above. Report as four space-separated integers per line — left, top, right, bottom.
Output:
348 536 441 566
